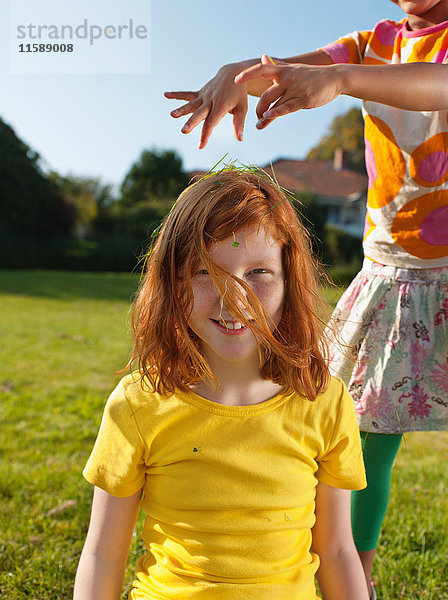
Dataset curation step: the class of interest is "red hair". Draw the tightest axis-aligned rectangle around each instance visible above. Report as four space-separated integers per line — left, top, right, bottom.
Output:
128 169 331 400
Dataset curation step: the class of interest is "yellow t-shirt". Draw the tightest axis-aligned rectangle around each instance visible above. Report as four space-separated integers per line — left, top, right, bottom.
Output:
83 374 366 600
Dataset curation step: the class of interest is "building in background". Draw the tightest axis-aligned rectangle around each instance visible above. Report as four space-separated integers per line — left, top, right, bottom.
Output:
261 149 367 239
190 149 368 239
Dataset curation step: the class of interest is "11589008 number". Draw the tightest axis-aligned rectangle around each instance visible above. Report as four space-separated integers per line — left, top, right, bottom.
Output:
19 43 74 52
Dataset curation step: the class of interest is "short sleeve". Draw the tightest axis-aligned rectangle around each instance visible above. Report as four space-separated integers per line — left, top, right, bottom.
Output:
320 30 372 64
316 379 367 490
83 379 147 497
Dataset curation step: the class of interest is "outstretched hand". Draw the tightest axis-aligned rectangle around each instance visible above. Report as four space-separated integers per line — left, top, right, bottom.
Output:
165 63 250 149
235 54 342 129
165 54 342 146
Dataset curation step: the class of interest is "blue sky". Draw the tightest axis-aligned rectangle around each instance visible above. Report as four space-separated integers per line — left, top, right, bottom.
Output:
0 1 404 188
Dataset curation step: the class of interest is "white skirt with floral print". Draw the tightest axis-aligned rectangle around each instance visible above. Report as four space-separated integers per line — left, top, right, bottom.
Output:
327 259 448 433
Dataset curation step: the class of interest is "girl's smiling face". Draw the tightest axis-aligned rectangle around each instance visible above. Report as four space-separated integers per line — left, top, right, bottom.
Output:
187 227 285 368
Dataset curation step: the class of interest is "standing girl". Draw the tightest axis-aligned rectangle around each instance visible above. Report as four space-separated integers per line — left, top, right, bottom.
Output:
165 2 448 598
74 169 368 600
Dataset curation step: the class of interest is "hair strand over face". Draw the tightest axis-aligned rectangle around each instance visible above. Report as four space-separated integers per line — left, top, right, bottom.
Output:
125 169 332 401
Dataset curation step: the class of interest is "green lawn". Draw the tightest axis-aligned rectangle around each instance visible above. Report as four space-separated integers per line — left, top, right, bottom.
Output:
0 270 446 599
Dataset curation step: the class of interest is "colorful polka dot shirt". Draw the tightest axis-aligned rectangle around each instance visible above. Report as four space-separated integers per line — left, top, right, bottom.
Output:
322 18 448 268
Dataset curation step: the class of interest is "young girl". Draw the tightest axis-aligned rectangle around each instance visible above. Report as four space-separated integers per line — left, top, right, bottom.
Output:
74 169 369 600
165 2 448 598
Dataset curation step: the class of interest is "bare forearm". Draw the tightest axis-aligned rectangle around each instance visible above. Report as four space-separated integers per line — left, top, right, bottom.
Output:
338 62 448 110
282 50 334 67
73 550 126 600
316 549 369 600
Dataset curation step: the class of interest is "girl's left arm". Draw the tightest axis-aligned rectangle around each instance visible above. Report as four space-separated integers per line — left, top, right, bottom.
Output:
235 57 448 128
311 480 369 600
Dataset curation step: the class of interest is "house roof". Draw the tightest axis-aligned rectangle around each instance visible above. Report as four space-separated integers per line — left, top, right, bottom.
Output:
261 158 367 199
188 158 367 200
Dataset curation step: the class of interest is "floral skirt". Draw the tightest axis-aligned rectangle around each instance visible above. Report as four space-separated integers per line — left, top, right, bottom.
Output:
327 259 448 433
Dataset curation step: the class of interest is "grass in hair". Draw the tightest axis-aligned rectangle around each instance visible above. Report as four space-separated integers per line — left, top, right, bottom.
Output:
137 159 313 274
0 269 446 599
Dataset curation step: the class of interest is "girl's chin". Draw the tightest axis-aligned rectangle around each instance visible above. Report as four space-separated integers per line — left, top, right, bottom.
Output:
202 344 259 365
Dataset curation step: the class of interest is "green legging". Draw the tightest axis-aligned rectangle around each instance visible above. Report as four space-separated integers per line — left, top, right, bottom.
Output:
351 431 403 552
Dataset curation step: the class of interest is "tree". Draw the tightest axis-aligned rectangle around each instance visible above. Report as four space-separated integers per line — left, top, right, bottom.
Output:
48 173 116 237
120 148 188 206
294 190 326 258
307 107 365 173
0 116 76 238
325 223 362 264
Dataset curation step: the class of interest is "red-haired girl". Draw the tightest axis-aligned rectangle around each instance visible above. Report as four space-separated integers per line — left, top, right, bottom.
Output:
74 169 368 600
165 3 448 598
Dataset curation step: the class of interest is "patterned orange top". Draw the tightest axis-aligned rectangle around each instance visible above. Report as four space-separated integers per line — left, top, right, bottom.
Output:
322 19 448 268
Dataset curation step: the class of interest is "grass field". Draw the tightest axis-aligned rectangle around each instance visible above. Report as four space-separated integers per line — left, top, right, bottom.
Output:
0 270 447 599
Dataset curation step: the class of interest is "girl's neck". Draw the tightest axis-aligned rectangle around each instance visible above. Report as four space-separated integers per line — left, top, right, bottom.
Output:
405 1 448 31
192 354 283 406
192 378 284 407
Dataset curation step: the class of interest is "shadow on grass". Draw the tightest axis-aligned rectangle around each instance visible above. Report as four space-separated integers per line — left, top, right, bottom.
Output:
0 270 140 301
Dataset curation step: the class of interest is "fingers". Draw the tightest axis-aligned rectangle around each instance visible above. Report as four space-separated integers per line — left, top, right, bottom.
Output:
234 62 279 85
167 95 247 148
261 53 277 66
198 104 232 149
198 99 247 147
256 99 304 129
165 91 201 120
181 104 211 136
164 91 199 101
253 82 285 129
230 101 248 142
256 83 283 119
234 53 280 84
198 120 215 149
264 99 301 119
169 98 202 119
255 115 276 130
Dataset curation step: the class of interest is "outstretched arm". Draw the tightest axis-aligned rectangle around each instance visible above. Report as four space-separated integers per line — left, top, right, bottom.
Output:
164 50 332 148
73 486 142 600
311 481 369 600
237 57 448 129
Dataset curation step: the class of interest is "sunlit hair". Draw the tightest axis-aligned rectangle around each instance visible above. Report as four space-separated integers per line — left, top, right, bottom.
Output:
128 168 332 400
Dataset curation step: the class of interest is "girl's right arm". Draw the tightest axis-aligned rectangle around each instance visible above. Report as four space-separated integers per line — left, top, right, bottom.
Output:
311 481 369 599
164 50 332 149
73 486 143 600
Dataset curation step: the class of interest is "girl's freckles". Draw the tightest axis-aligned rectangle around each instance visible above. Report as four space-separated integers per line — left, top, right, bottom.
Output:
187 227 285 363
